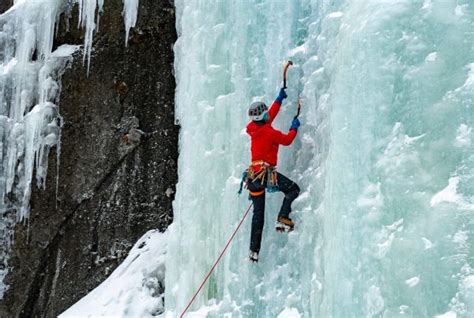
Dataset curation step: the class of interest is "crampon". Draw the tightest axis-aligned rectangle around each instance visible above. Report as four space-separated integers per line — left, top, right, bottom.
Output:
275 216 294 232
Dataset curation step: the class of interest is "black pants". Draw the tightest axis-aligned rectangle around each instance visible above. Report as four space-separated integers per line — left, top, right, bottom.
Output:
248 172 300 253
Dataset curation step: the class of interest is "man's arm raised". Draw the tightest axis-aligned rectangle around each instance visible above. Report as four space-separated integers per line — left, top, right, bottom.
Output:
268 88 287 124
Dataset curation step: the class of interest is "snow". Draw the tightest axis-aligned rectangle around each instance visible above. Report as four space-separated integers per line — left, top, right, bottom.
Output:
60 230 168 317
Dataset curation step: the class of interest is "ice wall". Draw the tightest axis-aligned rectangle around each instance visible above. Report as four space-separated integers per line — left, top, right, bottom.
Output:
0 0 139 299
168 0 474 317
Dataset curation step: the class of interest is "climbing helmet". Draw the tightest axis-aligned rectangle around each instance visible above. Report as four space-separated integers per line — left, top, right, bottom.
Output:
248 101 268 121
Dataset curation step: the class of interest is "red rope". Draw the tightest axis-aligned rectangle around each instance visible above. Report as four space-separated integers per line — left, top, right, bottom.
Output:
179 203 253 318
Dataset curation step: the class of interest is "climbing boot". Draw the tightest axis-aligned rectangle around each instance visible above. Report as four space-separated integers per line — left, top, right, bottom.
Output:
249 251 259 263
276 216 294 232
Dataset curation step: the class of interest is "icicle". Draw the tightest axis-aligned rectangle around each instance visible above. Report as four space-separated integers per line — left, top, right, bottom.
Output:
97 0 104 31
0 0 79 297
122 0 138 46
75 0 140 70
77 0 97 74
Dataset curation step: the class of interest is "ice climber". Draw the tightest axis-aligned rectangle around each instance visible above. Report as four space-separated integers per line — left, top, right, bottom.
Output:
245 88 300 263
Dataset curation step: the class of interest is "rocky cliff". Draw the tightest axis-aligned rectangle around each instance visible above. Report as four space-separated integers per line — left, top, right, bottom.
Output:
0 0 177 316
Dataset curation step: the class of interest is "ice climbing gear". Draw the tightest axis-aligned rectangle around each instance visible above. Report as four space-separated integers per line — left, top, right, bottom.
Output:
276 215 295 232
247 160 269 181
249 251 259 263
180 203 253 318
248 101 268 121
238 171 248 195
266 167 279 193
282 60 302 120
294 98 302 120
238 161 279 198
276 87 288 103
249 189 265 197
283 60 293 89
290 118 300 131
248 161 278 192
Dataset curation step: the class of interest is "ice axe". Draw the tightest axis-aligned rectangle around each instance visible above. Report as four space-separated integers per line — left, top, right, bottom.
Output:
282 60 293 89
294 98 301 120
282 60 301 120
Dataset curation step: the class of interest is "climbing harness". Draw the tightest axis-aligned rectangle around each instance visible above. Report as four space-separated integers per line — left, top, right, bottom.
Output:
179 203 253 318
238 161 279 197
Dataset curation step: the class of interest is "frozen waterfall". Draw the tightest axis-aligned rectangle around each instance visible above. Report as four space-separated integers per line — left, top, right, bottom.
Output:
0 0 139 299
167 0 473 317
63 0 473 317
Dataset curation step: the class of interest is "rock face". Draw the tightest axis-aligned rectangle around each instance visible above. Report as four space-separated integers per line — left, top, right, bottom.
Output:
0 0 12 14
0 0 178 317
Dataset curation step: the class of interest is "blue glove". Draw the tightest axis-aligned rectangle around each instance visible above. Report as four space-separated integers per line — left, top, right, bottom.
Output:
275 88 288 103
290 118 300 131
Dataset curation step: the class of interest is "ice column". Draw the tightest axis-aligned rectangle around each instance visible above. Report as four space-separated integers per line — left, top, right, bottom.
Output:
169 0 473 317
0 1 73 298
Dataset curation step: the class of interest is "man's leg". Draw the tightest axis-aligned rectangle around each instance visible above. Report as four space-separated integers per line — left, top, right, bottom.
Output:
248 180 266 253
276 172 300 218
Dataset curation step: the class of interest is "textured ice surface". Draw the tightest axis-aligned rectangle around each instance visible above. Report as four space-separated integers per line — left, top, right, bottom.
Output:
0 0 139 299
166 0 474 317
61 0 473 317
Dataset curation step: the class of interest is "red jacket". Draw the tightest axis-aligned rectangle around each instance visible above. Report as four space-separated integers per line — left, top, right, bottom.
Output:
246 100 297 167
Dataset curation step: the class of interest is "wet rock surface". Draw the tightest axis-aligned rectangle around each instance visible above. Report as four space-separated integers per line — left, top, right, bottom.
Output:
0 0 177 317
